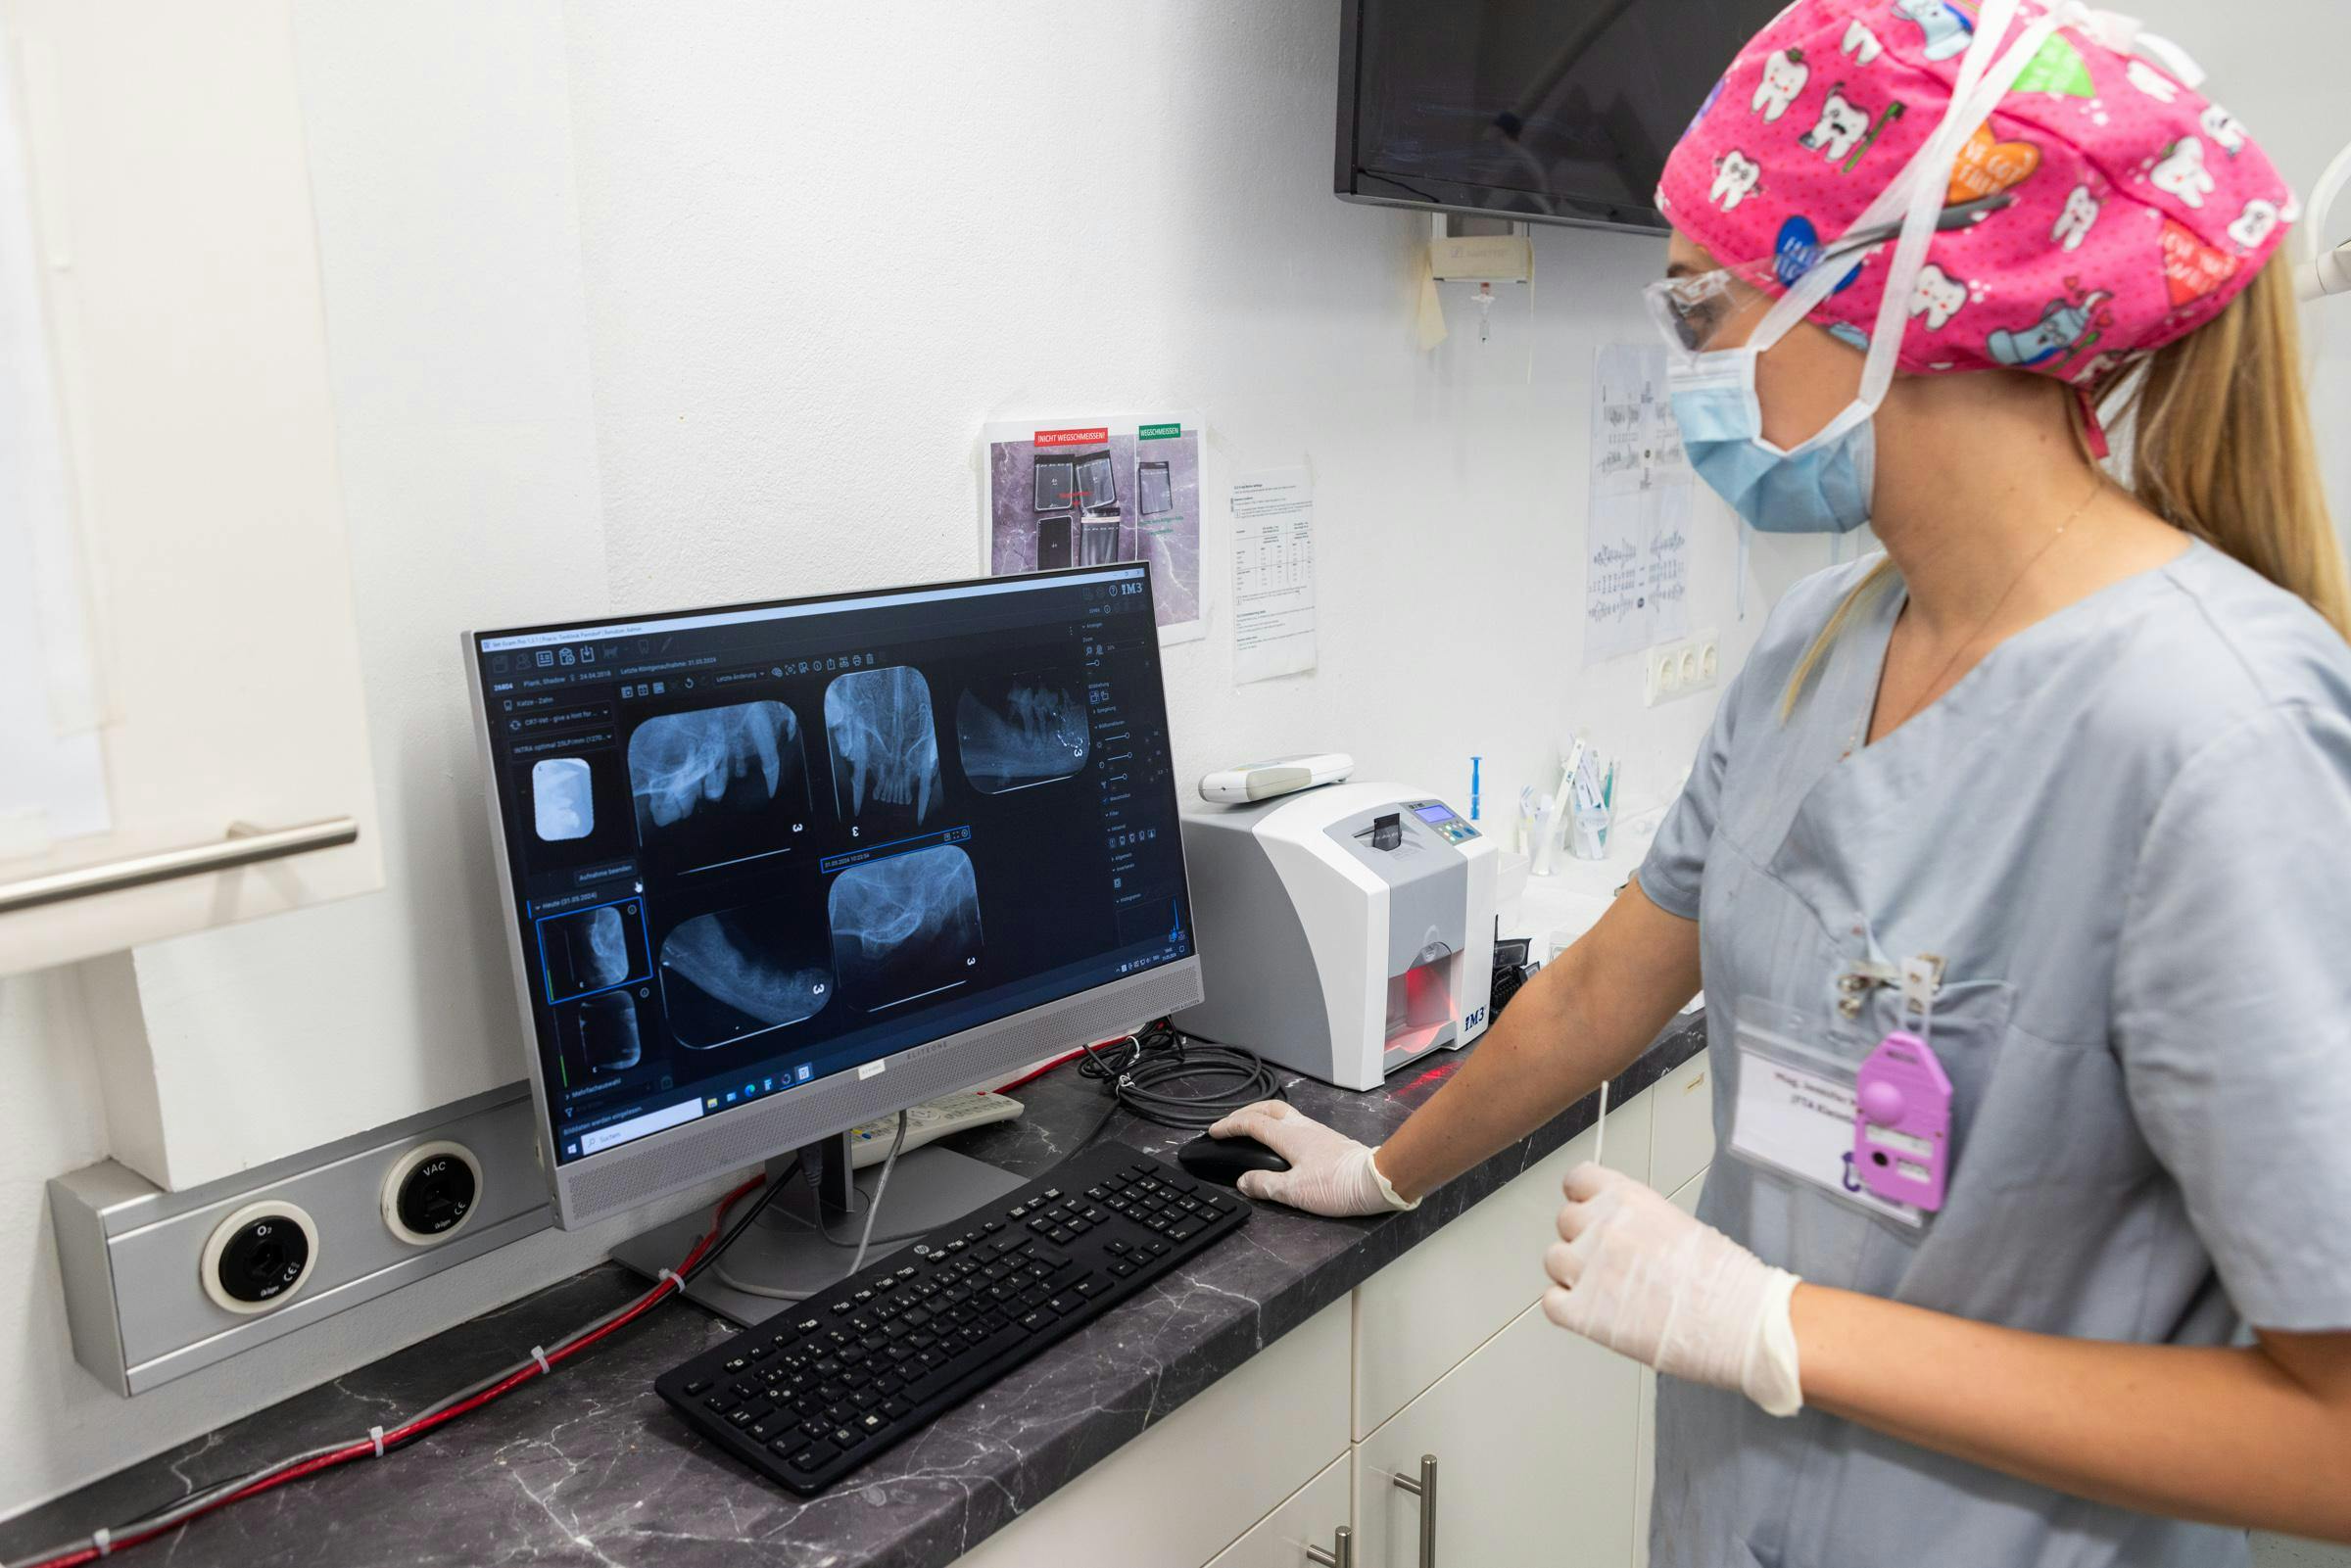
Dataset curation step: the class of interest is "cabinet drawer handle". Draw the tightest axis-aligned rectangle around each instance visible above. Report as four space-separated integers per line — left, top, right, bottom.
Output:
1305 1523 1354 1568
0 817 360 914
1392 1453 1437 1567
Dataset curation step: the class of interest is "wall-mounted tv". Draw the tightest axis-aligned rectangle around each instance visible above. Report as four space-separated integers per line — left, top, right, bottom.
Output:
1334 0 1791 235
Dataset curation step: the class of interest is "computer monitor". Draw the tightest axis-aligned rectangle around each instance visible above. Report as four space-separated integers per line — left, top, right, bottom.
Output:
464 564 1200 1284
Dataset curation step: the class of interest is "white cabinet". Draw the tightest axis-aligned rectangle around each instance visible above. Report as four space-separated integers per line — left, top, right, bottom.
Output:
1632 1165 1711 1568
1206 1456 1354 1568
1649 1049 1715 1197
0 0 381 974
1355 1088 1651 1436
1356 1298 1644 1568
947 1297 1352 1568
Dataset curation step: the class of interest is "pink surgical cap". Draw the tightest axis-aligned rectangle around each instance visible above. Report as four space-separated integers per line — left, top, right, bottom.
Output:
1656 0 2299 382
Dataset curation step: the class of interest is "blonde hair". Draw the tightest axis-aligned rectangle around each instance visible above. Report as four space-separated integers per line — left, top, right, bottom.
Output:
1782 260 2348 717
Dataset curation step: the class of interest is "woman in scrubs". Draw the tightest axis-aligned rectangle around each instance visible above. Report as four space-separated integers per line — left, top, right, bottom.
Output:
1212 1 2351 1561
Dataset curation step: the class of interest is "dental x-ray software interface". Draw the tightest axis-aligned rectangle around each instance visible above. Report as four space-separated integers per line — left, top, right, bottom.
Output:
472 566 1190 1164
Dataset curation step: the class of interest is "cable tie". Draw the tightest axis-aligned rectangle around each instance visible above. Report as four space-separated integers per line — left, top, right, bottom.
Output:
92 1527 112 1557
531 1345 552 1376
369 1425 386 1458
658 1268 681 1292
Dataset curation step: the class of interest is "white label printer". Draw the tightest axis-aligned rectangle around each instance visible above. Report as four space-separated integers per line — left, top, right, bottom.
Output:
1174 782 1498 1091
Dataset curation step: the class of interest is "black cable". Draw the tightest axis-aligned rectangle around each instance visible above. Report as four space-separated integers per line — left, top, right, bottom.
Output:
679 1156 797 1287
1075 1020 1285 1131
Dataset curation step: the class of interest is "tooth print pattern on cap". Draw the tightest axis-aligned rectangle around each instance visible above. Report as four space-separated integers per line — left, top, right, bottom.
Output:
1656 0 2298 383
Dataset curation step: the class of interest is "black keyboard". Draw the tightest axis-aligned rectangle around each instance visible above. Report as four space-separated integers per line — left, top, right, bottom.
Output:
654 1143 1250 1494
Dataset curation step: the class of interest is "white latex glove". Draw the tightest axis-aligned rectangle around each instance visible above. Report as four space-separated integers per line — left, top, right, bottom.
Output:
1206 1101 1419 1216
1541 1163 1804 1416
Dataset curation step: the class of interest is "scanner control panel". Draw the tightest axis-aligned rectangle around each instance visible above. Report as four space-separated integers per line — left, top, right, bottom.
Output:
1406 798 1479 845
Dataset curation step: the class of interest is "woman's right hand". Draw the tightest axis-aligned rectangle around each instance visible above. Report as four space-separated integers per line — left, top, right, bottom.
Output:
1206 1102 1419 1215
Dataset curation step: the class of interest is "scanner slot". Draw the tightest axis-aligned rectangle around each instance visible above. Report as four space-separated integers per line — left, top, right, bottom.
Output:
1383 949 1459 1062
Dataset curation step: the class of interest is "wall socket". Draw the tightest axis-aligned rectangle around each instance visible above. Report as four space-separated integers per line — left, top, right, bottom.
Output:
49 1084 551 1396
1644 629 1721 706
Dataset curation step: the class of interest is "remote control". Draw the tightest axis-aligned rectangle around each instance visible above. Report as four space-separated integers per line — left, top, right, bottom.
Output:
848 1091 1025 1168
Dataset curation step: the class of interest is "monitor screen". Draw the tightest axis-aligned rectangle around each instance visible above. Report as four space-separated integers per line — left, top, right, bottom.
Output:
1336 0 1789 232
471 565 1191 1167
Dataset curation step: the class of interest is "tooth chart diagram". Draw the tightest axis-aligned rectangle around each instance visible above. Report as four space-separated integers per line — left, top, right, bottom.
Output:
954 671 1090 794
824 666 944 835
628 700 811 877
657 898 836 1049
829 844 984 1012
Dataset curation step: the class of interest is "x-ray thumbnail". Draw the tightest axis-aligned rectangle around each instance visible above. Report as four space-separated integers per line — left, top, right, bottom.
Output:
540 899 648 1002
1034 456 1076 513
657 898 834 1049
955 671 1089 794
532 757 595 841
628 700 810 876
829 844 984 1012
824 666 943 833
557 990 643 1075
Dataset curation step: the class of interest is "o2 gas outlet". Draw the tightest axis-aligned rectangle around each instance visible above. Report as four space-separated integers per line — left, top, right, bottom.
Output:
200 1201 320 1315
381 1140 483 1247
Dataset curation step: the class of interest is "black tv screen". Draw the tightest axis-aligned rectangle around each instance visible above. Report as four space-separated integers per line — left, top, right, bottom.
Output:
1335 0 1791 234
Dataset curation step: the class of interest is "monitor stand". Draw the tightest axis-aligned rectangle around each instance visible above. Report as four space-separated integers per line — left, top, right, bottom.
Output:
609 1130 1028 1327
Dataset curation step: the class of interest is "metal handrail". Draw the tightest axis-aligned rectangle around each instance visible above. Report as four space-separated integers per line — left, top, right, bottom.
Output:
0 817 360 915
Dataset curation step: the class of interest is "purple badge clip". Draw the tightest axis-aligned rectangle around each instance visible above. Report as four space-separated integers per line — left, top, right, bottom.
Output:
1853 1030 1951 1212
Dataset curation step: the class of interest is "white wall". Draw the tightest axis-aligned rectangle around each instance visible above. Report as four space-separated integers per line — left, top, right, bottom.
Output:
5 0 2345 1530
0 0 738 1516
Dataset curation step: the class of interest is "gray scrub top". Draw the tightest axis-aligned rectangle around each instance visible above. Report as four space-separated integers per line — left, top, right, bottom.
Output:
1637 542 2351 1568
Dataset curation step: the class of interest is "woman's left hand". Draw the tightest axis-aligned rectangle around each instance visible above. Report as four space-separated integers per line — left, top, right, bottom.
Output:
1542 1163 1805 1416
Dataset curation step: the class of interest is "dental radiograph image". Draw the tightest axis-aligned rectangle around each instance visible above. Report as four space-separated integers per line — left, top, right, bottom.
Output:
823 667 944 833
532 757 595 841
657 900 834 1049
541 900 648 1000
628 700 810 876
829 845 984 1011
955 671 1090 794
558 990 642 1074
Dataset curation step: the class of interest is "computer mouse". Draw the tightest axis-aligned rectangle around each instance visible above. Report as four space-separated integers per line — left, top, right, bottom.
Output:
1176 1132 1291 1188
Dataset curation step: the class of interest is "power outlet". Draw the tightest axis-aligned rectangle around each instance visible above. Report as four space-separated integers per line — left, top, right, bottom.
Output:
49 1085 551 1396
1644 629 1721 706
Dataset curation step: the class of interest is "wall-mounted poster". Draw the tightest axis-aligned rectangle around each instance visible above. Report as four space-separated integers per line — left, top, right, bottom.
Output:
980 412 1206 644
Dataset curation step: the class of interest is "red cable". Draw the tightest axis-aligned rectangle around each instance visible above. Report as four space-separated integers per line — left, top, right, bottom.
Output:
992 1035 1127 1094
16 1174 769 1568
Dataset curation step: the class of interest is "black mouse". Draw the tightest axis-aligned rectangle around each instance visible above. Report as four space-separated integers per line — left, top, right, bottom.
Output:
1176 1132 1291 1188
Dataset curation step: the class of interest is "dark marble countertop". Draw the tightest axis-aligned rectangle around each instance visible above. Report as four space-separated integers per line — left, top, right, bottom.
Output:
4 1016 1706 1568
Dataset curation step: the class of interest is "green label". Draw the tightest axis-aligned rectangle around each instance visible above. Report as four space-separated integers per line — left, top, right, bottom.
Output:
2013 34 2093 97
1138 422 1182 441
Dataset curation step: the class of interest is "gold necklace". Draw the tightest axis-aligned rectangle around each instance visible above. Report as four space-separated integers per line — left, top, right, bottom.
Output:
1866 475 2109 744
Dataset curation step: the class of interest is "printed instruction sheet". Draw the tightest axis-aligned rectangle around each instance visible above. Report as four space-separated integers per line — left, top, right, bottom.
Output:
1228 467 1317 684
980 413 1207 644
1583 343 1692 665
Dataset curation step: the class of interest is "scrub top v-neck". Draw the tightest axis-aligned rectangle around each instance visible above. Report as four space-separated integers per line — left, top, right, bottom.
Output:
1635 543 2351 1568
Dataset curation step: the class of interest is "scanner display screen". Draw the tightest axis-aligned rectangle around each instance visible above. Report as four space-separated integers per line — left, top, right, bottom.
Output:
472 566 1192 1164
1414 803 1456 824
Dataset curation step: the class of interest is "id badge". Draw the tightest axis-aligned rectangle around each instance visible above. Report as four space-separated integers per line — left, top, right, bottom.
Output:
1728 998 1923 1228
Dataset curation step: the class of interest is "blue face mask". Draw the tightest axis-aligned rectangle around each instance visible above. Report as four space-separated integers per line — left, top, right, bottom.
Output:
1667 345 1877 536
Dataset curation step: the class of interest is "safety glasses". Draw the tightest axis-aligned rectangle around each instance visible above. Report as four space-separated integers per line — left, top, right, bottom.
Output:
1642 191 2019 358
1643 264 1778 357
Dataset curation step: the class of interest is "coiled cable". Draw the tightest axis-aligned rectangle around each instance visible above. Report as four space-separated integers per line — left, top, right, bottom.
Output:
1076 1019 1285 1130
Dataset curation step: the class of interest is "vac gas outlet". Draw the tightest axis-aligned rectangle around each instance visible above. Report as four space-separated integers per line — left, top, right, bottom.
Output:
200 1201 319 1315
382 1140 483 1246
